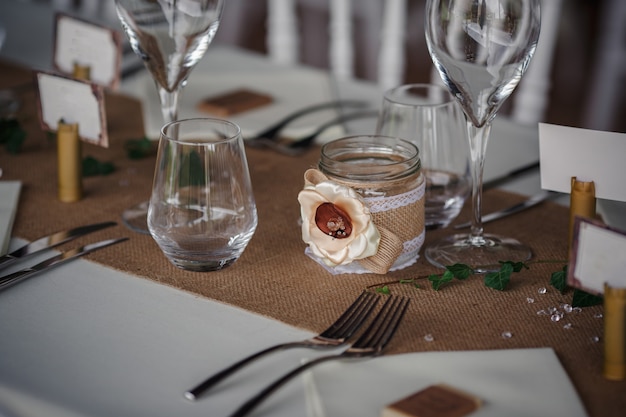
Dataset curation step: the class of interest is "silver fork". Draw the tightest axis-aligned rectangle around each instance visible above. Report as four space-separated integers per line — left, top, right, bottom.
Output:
184 291 380 400
228 295 410 417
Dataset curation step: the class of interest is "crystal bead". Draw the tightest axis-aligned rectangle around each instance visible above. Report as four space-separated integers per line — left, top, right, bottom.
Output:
572 307 583 313
563 323 573 330
501 331 513 339
591 336 600 343
550 313 562 322
526 297 535 303
538 287 547 294
594 313 603 319
562 304 573 313
424 334 434 342
537 309 547 315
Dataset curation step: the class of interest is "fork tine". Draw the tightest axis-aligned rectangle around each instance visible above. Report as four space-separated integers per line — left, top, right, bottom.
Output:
353 296 410 350
319 291 379 340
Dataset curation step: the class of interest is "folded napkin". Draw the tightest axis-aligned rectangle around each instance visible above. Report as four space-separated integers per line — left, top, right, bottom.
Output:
0 181 21 255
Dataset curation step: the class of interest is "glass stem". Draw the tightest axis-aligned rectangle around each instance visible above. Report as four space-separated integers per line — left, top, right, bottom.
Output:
466 119 492 245
158 86 181 124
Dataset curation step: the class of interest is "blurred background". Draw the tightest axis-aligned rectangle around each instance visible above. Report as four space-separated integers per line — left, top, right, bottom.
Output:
1 0 624 133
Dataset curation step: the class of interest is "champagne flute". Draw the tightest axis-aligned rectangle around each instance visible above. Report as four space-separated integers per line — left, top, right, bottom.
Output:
115 0 224 233
424 0 541 271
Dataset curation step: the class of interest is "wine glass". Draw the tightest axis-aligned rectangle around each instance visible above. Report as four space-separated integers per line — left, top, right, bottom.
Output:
424 0 541 271
115 0 224 233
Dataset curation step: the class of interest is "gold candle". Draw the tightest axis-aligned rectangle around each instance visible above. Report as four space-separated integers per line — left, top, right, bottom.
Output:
57 122 82 202
72 62 91 81
569 177 596 251
604 283 626 381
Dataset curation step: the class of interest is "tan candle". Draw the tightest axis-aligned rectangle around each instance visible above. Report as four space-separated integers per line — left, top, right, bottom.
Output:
57 122 82 202
569 177 596 252
72 62 91 81
604 283 626 381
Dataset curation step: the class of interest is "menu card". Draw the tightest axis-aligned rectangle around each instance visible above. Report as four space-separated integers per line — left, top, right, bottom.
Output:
568 218 626 295
53 13 122 89
539 123 626 202
35 72 108 147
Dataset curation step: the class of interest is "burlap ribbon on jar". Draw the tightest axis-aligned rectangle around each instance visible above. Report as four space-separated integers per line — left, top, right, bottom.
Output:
302 168 425 274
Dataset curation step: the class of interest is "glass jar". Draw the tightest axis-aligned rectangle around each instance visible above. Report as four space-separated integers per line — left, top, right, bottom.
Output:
318 135 425 272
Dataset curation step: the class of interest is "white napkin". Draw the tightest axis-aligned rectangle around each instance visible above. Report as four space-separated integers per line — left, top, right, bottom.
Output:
0 181 21 255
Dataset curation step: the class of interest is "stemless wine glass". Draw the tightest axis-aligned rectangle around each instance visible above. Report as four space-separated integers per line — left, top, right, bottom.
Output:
115 0 224 233
147 118 258 271
424 0 541 271
377 83 470 230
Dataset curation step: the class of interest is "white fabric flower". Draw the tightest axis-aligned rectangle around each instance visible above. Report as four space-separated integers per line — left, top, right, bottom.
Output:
298 180 380 267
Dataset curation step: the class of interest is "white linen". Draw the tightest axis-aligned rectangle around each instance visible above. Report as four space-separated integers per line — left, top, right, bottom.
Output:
0 181 20 255
0 241 587 417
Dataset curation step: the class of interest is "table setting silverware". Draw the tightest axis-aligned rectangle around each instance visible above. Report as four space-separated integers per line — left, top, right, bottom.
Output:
0 237 128 292
251 109 379 156
227 295 410 417
453 191 557 229
0 221 117 271
185 291 380 400
244 100 372 154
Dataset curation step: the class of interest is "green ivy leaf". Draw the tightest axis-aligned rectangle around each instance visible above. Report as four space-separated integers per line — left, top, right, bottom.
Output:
124 137 154 159
549 265 569 294
429 270 454 291
82 156 115 177
572 289 603 308
0 119 27 154
484 262 514 291
446 263 473 280
502 260 528 273
375 286 391 295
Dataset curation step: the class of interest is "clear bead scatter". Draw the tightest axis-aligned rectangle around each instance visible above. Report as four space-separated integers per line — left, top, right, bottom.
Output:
563 323 573 330
501 331 513 339
526 297 535 303
538 287 547 294
424 334 434 342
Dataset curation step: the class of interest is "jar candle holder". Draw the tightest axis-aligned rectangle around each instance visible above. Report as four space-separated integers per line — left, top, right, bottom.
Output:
298 136 425 274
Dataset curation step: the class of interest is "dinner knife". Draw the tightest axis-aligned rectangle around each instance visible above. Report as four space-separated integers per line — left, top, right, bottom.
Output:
454 191 555 229
0 237 129 292
0 221 117 271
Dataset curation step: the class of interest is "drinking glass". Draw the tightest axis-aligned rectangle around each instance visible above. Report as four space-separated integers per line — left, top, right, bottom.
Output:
147 118 258 271
115 0 224 233
377 83 470 230
424 0 541 271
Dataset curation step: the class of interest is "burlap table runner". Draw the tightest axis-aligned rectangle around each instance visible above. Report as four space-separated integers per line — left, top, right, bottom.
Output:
1 60 624 416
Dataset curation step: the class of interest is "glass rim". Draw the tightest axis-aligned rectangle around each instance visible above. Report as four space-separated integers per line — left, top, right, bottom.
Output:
383 83 455 110
160 117 242 145
319 135 421 181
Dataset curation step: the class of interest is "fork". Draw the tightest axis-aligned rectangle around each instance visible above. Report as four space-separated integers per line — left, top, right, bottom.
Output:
228 295 410 417
184 291 380 400
255 109 379 157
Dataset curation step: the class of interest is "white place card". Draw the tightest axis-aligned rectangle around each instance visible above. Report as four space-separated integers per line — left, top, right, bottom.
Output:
35 72 109 147
568 217 626 295
53 13 122 89
539 123 626 202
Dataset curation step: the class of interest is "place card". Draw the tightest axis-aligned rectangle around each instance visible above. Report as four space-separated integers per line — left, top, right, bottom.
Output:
35 72 108 147
568 217 626 295
539 123 626 202
53 13 122 89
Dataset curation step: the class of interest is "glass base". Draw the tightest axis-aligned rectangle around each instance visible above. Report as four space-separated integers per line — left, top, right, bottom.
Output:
425 233 532 273
121 201 150 235
168 257 238 272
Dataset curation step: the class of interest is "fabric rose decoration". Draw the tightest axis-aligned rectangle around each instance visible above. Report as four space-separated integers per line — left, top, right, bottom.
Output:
298 170 380 267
